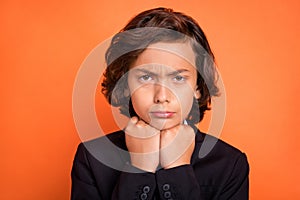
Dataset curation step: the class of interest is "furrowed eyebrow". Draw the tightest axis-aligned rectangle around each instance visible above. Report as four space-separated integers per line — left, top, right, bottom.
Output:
134 69 157 76
133 68 189 76
167 69 189 76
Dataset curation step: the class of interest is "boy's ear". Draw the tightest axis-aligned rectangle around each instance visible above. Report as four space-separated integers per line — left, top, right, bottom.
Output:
194 88 201 99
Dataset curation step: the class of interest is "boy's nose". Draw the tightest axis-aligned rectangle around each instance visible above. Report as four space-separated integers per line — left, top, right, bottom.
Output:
154 84 171 103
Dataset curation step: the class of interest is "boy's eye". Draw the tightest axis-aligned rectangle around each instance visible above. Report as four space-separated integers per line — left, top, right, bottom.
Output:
139 74 153 82
173 75 186 82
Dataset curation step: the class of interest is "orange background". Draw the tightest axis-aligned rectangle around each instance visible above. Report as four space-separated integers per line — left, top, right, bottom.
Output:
1 0 300 199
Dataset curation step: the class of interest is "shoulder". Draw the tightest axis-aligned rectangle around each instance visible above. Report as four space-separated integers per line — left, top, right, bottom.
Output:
74 130 128 170
195 130 247 161
81 130 127 151
193 130 249 182
71 131 128 199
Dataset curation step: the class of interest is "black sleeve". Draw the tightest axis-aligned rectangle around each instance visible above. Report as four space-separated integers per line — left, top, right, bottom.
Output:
156 165 201 200
71 143 102 200
219 153 249 200
71 143 157 200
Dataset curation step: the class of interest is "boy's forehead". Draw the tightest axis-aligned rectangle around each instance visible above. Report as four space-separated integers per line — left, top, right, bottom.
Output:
131 42 196 70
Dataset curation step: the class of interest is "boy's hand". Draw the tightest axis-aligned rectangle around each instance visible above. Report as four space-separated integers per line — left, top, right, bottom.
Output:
125 117 160 173
160 125 195 169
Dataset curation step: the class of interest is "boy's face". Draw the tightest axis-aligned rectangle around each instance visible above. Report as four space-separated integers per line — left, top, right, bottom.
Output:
127 42 200 130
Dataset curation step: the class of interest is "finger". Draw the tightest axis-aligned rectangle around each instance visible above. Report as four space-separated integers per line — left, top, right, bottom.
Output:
131 116 139 124
125 117 138 133
136 119 147 127
126 116 138 128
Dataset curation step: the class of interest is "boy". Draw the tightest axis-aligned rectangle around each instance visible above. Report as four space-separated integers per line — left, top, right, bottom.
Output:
71 7 249 199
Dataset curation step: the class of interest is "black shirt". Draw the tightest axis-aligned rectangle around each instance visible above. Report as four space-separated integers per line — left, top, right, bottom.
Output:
71 130 249 200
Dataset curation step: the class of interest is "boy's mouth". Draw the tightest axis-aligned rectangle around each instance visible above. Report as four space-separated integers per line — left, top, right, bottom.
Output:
150 111 175 118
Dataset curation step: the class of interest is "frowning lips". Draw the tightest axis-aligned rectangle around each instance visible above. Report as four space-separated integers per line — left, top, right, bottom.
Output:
149 111 175 118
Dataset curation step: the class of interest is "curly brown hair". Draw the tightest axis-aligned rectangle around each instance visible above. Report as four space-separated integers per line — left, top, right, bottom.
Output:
101 7 219 124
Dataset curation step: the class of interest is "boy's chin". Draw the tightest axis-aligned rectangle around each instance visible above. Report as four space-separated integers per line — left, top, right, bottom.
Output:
148 120 181 131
